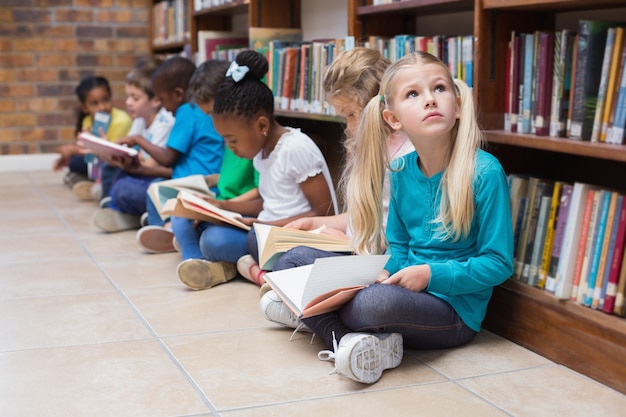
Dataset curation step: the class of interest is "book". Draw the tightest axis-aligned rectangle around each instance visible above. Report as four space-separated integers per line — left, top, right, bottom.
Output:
534 31 555 136
508 174 529 254
600 27 625 142
590 28 617 142
545 183 574 293
597 194 624 309
538 181 564 289
527 195 552 286
614 246 626 316
566 34 579 137
603 196 626 313
571 188 601 302
77 131 139 162
521 179 553 283
147 175 216 221
550 30 576 138
160 189 249 230
583 190 612 305
606 44 626 144
553 182 593 299
590 191 619 308
263 254 390 319
569 20 619 140
195 30 248 64
92 111 111 136
513 176 539 280
521 33 535 134
254 223 354 271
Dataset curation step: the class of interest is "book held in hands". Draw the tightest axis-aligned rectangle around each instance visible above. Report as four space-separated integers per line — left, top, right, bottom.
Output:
254 223 353 270
264 254 390 319
77 131 139 163
147 175 216 221
160 189 249 230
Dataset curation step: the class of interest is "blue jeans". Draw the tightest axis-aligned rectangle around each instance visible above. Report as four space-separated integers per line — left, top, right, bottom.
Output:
100 163 121 200
171 216 249 264
274 246 477 351
109 172 158 215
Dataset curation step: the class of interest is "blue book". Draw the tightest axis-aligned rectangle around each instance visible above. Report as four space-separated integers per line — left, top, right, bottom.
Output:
607 60 626 144
584 190 611 306
91 111 111 136
521 33 535 133
598 194 623 309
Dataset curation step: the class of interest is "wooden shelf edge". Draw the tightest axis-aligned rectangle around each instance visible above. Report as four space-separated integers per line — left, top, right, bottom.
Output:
482 0 625 12
357 0 473 16
193 0 249 17
152 40 189 52
484 278 626 394
484 130 626 162
275 109 345 124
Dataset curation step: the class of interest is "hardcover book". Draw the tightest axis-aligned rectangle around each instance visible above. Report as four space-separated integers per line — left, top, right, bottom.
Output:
147 175 216 221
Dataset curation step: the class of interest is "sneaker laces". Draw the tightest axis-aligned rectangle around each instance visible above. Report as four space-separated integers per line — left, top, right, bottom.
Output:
317 331 338 375
289 322 316 343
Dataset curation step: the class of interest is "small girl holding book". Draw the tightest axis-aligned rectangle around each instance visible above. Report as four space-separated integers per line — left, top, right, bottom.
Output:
175 50 338 291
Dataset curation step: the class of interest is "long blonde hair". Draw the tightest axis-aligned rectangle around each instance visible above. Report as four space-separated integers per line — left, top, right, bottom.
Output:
358 51 484 243
323 48 391 255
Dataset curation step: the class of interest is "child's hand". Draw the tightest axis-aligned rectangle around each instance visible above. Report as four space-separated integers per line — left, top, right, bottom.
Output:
53 143 80 171
284 217 323 231
238 217 258 227
117 136 137 148
379 265 431 292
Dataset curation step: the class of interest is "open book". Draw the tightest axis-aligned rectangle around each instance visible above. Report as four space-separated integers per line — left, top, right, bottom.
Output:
263 254 390 319
160 189 250 230
254 223 353 270
147 175 216 221
78 131 139 163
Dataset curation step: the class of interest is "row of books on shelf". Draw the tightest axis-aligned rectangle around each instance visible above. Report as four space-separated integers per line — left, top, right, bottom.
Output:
364 34 474 87
509 174 626 317
193 0 242 12
152 0 190 46
504 19 626 144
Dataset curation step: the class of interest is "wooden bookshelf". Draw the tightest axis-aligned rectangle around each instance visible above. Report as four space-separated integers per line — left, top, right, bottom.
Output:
148 0 626 394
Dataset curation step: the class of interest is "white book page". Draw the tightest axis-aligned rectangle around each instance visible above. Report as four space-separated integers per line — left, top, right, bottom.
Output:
301 255 390 307
264 264 315 315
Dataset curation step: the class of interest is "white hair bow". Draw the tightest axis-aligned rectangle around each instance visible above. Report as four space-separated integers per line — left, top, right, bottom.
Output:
226 61 250 83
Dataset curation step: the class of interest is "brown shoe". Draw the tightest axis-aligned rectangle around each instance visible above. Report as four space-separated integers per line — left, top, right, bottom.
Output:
72 180 95 201
136 225 175 253
177 259 237 290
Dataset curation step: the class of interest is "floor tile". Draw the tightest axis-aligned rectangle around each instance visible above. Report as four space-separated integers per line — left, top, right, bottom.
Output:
0 340 210 417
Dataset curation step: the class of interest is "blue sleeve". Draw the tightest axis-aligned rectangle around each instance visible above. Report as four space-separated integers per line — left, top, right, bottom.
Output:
427 157 514 296
166 104 193 155
384 169 411 274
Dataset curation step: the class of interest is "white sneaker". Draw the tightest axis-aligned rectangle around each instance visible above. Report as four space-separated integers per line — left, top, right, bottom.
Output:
260 290 303 329
318 332 403 384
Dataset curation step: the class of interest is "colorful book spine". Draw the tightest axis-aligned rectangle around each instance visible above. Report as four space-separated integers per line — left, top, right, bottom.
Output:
600 27 625 142
528 195 552 286
590 28 616 142
584 190 612 306
545 183 573 293
592 191 619 309
606 49 626 144
569 20 617 140
521 33 535 134
539 181 564 289
603 196 626 313
535 31 555 136
572 189 601 303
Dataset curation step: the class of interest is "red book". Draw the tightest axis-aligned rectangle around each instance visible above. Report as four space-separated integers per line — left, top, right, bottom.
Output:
535 31 555 136
280 46 300 110
603 195 626 313
570 189 596 301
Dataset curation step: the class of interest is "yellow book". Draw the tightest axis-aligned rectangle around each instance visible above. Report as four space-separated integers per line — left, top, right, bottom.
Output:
254 223 354 271
538 181 564 289
600 27 625 142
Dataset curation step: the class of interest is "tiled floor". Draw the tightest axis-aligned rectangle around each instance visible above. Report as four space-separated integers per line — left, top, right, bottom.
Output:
2 170 626 417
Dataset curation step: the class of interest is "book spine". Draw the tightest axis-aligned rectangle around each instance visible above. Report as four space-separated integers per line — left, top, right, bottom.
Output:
511 33 521 133
535 31 554 136
522 181 553 283
590 28 616 142
606 54 626 145
592 191 618 308
521 33 535 134
600 27 625 142
569 188 596 300
614 246 626 316
504 33 513 132
603 196 626 313
549 30 564 138
528 195 552 286
514 176 539 280
546 183 573 293
573 189 602 304
584 190 612 306
566 35 579 137
539 181 563 289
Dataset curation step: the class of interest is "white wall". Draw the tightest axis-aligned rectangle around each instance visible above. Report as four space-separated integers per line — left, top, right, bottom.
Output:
301 0 348 41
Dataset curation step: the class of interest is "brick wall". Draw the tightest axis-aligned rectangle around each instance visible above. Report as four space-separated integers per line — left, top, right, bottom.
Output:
0 0 151 156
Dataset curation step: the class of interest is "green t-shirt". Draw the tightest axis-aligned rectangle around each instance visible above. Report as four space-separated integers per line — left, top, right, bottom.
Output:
216 147 259 200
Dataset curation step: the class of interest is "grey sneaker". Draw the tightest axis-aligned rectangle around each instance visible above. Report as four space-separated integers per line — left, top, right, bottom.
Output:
72 180 95 201
318 332 403 384
93 208 141 233
260 290 304 329
177 259 237 290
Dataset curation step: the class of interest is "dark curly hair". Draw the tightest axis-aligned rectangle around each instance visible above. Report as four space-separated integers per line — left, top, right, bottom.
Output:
212 50 274 121
187 59 230 104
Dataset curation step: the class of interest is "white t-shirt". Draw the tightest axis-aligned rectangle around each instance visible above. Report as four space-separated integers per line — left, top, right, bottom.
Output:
128 106 175 160
254 127 338 222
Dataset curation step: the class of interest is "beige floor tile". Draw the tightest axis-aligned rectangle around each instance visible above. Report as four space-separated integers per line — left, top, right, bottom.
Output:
164 329 444 410
223 382 508 417
0 234 88 263
126 279 269 336
0 259 114 299
0 292 151 351
459 365 626 417
0 340 211 417
414 330 551 379
97 251 181 290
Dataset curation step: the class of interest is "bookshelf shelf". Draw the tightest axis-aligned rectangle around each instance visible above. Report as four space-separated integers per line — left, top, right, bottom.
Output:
152 41 188 52
193 1 249 17
356 0 473 16
485 131 626 162
275 110 345 124
482 0 625 12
